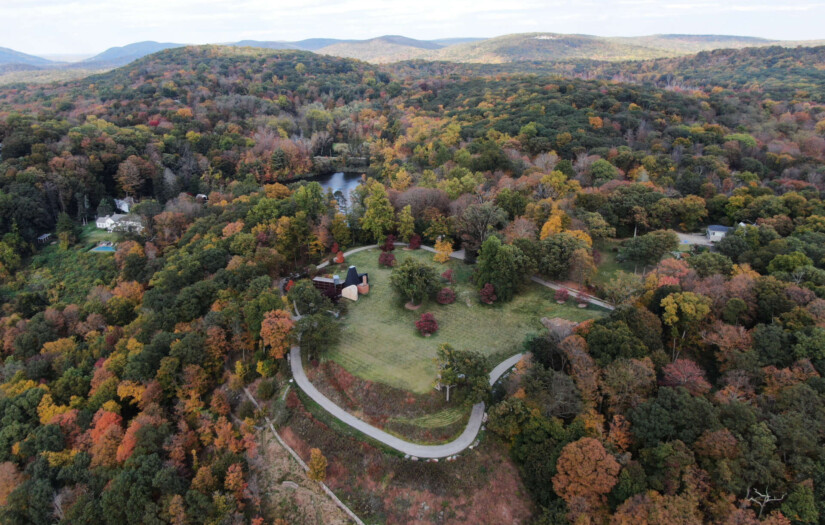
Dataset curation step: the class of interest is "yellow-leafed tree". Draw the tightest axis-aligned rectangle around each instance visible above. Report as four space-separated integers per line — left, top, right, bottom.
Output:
434 238 453 263
308 448 328 482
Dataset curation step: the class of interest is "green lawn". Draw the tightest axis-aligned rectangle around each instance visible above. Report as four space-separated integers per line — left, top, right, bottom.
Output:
390 407 466 429
592 239 636 286
79 224 119 249
324 248 605 393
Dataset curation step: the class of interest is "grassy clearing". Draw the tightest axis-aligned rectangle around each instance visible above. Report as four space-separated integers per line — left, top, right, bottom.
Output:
324 248 604 393
390 407 466 429
78 224 119 249
592 239 637 286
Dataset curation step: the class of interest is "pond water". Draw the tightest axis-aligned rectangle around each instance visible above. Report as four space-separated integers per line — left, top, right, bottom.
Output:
312 171 363 209
90 246 116 253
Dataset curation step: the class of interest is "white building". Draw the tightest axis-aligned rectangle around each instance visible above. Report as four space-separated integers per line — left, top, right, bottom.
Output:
707 225 731 242
114 197 136 213
96 214 144 233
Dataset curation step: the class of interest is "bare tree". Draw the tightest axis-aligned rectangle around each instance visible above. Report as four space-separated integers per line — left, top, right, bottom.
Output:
745 487 785 519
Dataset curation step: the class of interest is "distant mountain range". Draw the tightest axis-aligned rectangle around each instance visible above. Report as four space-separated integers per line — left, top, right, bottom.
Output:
79 41 186 68
0 46 60 67
1 32 824 82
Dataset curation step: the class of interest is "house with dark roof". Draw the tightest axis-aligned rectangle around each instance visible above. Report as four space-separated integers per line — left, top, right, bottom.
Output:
312 265 369 300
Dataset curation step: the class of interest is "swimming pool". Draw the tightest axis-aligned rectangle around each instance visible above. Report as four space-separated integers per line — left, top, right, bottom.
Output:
90 246 116 253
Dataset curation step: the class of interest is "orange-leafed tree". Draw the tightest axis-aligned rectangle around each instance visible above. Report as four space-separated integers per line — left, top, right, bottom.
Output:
225 462 247 503
308 448 328 482
260 309 294 359
112 281 144 302
167 494 187 525
607 415 633 452
116 411 164 463
552 437 620 520
88 410 124 468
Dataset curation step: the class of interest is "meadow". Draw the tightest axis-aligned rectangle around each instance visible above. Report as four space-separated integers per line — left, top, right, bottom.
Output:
324 248 605 393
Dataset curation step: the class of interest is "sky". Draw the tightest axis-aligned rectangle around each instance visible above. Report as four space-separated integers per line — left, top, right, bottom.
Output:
2 0 825 56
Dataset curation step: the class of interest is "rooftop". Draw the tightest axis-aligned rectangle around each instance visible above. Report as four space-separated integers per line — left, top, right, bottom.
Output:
708 225 731 232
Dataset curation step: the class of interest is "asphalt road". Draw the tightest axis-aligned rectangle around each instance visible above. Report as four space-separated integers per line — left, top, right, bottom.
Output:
289 346 523 459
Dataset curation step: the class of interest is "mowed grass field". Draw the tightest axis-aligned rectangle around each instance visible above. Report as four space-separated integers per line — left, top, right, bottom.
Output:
324 248 605 393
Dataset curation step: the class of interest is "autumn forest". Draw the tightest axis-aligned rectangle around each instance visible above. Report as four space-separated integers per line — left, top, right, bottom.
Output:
1 41 825 525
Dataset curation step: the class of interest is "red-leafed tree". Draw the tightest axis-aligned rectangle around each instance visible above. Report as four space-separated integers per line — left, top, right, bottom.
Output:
378 251 396 267
415 313 439 336
408 234 422 250
381 234 397 252
437 287 456 305
480 283 497 304
661 359 712 395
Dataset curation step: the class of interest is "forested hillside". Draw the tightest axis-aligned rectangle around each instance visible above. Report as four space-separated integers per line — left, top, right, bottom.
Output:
1 44 825 524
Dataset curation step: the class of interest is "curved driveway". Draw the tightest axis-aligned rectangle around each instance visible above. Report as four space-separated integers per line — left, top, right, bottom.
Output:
290 346 523 458
290 242 611 458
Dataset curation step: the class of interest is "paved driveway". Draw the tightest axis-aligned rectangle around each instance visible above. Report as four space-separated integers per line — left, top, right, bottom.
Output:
290 346 522 458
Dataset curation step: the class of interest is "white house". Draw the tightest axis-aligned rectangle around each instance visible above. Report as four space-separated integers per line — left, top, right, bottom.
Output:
96 214 144 233
707 225 731 242
114 197 136 213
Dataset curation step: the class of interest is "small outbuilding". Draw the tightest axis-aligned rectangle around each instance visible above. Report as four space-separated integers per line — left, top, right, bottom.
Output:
706 225 731 243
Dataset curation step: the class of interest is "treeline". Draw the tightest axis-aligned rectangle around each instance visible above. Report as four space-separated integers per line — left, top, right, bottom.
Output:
0 44 824 523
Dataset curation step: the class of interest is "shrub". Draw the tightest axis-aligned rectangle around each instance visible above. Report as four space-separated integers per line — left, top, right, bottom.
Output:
575 292 588 305
408 234 422 250
437 287 456 305
555 289 570 302
378 251 396 267
257 379 277 400
416 312 439 336
480 283 497 304
331 242 339 254
334 251 345 264
441 269 455 283
238 399 256 419
381 234 397 252
390 259 440 305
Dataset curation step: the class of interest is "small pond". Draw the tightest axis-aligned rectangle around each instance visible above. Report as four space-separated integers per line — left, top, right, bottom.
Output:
312 172 363 209
90 246 116 253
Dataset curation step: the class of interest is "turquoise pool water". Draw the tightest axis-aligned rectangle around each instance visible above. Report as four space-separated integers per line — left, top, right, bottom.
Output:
90 246 116 253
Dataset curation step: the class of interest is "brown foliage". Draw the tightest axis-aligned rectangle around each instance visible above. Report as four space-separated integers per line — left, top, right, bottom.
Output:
602 357 656 414
552 437 620 514
260 309 294 359
0 462 26 506
611 490 703 525
560 335 601 406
